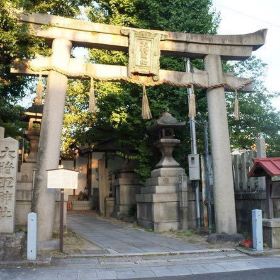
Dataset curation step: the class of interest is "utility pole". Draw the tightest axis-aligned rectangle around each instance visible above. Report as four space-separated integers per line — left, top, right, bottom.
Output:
185 58 201 229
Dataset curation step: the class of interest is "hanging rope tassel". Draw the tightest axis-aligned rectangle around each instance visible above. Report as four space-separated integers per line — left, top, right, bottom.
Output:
34 73 43 105
89 77 97 113
234 90 240 120
142 85 152 120
188 85 196 119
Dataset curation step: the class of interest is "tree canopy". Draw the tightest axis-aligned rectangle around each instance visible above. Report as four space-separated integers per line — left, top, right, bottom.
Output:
0 0 91 136
63 0 280 178
61 0 221 178
1 0 279 177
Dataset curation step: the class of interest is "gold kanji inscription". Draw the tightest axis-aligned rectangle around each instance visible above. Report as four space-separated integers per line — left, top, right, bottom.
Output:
121 29 167 82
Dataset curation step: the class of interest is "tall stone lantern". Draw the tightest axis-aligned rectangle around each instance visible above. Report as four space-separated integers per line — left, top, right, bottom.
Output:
22 98 43 163
154 112 185 169
16 96 43 226
136 112 188 232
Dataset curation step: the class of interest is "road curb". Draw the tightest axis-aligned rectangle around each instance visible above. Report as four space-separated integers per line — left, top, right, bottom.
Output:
54 247 236 259
0 257 52 268
236 246 280 257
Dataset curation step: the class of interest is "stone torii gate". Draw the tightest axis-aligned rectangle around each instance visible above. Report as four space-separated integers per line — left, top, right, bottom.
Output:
12 12 266 242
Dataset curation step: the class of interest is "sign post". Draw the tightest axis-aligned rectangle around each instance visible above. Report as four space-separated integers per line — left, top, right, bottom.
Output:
27 212 37 260
252 209 263 251
47 168 78 252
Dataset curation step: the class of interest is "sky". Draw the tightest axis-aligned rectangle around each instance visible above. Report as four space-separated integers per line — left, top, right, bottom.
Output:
212 0 280 109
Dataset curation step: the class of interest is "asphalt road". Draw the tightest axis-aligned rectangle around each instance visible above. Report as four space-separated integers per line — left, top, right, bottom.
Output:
124 268 280 280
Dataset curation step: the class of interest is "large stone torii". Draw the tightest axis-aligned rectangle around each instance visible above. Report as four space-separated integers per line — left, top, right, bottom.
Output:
12 12 266 242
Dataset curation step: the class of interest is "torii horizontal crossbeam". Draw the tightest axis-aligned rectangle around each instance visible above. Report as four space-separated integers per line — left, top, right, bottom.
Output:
18 12 267 60
11 58 252 91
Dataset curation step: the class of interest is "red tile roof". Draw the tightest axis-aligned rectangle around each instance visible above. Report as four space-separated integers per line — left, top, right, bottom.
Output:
248 158 280 177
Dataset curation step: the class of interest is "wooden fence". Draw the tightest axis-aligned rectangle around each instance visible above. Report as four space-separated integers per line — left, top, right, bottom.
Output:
232 150 265 192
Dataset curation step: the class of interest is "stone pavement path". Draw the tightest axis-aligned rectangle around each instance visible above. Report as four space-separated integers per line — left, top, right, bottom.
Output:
67 212 205 254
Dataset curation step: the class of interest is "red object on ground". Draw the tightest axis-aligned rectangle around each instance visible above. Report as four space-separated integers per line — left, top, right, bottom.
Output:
240 239 253 248
248 157 280 177
67 201 73 210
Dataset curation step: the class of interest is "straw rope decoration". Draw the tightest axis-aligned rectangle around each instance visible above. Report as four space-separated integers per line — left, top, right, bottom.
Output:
234 89 240 120
27 62 251 89
88 77 97 113
142 85 152 120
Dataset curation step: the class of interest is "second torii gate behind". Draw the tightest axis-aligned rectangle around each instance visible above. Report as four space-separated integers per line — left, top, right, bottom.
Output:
12 12 266 242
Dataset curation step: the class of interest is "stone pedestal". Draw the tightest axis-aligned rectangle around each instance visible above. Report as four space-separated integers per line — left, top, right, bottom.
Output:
114 171 141 219
263 218 280 248
137 167 187 232
105 197 115 218
15 162 36 226
0 232 25 260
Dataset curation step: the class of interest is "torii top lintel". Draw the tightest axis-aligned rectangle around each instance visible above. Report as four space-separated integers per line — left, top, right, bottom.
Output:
19 12 267 61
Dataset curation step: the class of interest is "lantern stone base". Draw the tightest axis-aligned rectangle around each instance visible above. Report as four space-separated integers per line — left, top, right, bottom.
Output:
114 172 141 219
263 218 280 248
136 167 187 232
105 197 115 218
16 161 37 226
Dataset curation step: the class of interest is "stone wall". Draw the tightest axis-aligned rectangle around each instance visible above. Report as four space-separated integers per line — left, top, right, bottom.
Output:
0 232 26 260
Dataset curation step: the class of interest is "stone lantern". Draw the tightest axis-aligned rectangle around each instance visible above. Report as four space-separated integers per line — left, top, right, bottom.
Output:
16 96 43 226
22 98 43 163
136 112 188 232
153 112 185 169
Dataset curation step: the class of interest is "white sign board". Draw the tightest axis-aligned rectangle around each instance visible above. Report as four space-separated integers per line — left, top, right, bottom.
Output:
47 168 78 189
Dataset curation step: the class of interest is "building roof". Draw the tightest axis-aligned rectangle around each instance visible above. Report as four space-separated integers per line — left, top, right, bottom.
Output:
248 158 280 177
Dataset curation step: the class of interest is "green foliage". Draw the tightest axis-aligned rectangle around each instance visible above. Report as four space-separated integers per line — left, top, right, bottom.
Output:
62 0 219 179
2 0 277 179
227 57 280 156
0 0 92 137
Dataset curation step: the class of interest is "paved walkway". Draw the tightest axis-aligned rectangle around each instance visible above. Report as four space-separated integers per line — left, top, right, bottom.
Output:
67 212 205 254
2 213 280 279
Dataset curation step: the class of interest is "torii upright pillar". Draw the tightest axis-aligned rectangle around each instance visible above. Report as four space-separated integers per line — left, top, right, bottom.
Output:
32 38 72 242
205 54 237 234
